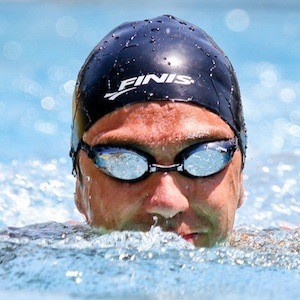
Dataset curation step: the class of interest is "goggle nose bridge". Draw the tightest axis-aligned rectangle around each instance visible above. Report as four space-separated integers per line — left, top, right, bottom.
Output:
149 163 183 173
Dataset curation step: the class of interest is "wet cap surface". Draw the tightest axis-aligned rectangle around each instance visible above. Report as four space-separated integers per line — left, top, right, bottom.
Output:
71 15 247 166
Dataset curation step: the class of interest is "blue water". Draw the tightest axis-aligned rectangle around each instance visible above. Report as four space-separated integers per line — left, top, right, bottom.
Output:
0 0 299 299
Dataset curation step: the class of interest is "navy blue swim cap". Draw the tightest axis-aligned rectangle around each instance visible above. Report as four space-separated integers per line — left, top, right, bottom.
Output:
71 15 247 168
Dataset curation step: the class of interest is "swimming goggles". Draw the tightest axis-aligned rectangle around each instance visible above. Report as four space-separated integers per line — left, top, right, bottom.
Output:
79 138 237 182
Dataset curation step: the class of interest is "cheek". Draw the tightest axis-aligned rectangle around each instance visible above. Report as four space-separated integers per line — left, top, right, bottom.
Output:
82 165 148 226
87 174 120 213
187 168 242 216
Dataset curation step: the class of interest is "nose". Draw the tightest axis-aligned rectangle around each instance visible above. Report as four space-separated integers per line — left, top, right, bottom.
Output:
144 173 189 219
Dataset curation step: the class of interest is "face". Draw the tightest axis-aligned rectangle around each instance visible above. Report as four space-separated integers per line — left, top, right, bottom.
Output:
75 102 244 247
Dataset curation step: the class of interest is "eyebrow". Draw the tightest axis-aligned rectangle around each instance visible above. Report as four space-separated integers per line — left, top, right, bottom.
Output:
90 130 235 149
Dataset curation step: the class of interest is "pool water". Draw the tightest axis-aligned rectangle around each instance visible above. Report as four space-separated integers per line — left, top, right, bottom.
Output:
0 222 299 299
0 0 299 299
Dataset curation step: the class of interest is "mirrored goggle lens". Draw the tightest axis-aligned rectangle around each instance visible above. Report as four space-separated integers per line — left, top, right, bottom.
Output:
93 148 149 181
183 146 233 177
89 138 236 181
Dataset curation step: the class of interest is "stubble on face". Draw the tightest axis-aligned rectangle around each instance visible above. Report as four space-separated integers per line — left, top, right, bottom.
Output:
75 102 244 247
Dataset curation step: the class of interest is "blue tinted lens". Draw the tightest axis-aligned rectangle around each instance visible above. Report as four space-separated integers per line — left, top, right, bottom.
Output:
182 139 236 177
93 148 149 181
184 148 232 177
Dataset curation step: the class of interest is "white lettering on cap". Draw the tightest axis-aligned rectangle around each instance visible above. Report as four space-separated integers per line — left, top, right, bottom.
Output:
104 73 195 101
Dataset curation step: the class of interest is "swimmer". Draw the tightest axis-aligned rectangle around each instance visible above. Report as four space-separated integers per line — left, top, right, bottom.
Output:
70 15 247 247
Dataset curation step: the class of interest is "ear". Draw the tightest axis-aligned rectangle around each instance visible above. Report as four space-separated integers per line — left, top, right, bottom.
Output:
237 174 245 208
74 151 88 221
74 163 89 221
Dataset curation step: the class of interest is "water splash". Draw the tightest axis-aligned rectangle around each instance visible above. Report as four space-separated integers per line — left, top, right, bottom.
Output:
0 222 299 298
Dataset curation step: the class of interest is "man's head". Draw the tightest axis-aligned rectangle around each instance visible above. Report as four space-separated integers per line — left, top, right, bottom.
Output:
71 15 247 247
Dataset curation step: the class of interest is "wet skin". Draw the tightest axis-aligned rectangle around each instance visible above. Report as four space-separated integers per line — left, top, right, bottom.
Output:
75 102 244 247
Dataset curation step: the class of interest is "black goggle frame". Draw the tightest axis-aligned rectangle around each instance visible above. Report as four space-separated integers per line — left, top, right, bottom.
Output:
79 137 238 182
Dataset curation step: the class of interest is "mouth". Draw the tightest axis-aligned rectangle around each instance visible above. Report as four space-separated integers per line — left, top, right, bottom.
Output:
180 231 210 246
181 232 200 240
119 218 212 246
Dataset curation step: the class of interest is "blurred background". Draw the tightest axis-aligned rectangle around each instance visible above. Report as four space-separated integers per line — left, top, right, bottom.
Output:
1 0 300 162
0 0 299 227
